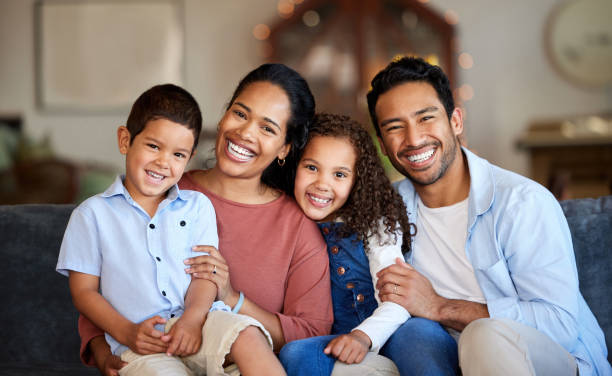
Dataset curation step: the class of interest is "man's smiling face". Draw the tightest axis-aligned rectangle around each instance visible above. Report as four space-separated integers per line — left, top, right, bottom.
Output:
375 81 463 187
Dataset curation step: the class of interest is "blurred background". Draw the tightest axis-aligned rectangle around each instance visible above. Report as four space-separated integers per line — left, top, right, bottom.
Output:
0 0 611 204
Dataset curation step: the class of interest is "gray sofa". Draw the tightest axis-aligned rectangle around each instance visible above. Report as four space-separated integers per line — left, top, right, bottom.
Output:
1 197 611 375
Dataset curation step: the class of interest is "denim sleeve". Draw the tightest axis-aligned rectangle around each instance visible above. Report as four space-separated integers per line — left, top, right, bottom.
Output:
486 190 580 351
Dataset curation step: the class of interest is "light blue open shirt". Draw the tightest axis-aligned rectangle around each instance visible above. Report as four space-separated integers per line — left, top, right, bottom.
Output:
56 176 220 356
396 147 610 376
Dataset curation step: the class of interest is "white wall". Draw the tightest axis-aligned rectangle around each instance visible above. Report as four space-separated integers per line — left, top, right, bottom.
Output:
1 0 610 176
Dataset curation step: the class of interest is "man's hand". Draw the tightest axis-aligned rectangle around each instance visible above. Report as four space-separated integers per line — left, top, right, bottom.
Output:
163 315 203 357
323 330 371 364
376 258 445 320
124 316 169 355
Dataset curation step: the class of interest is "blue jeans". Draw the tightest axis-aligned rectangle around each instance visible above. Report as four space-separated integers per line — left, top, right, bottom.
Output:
380 317 458 376
279 318 458 376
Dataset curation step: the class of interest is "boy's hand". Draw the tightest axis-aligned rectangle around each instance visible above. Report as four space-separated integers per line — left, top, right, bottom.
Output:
163 315 203 357
125 316 168 355
323 330 371 364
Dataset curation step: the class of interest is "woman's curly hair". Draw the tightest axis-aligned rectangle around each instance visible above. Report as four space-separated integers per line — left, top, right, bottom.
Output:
301 113 415 254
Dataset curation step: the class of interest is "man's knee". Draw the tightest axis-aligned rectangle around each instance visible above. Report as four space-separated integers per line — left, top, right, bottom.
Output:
459 318 511 354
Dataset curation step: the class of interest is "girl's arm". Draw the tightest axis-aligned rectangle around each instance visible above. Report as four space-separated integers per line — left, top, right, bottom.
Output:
69 271 168 355
353 222 411 353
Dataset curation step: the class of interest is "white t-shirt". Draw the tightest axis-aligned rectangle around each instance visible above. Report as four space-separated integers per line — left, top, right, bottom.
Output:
412 197 485 305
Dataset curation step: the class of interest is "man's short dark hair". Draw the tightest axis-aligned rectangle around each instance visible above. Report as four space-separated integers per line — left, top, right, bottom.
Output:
126 84 202 151
367 57 454 137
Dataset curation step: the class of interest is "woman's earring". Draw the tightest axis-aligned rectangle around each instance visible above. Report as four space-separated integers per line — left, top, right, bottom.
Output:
277 158 286 167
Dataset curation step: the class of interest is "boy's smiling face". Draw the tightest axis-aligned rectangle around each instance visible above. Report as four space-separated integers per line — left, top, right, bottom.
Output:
118 118 195 211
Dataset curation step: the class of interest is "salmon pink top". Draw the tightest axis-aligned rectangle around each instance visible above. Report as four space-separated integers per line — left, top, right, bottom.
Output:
78 170 333 364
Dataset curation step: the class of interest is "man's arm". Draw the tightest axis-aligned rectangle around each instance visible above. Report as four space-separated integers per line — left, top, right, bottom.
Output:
377 258 488 330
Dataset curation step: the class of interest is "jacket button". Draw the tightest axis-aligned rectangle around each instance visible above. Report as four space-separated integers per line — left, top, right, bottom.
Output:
356 294 364 302
337 266 345 275
331 246 339 254
322 227 330 235
346 282 355 289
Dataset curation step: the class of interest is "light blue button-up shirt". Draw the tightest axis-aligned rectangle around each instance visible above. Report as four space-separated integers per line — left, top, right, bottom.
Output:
396 147 610 376
56 176 219 356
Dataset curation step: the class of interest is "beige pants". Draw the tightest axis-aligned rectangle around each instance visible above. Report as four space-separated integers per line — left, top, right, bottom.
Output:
118 310 272 376
459 318 578 376
331 318 578 376
331 353 399 376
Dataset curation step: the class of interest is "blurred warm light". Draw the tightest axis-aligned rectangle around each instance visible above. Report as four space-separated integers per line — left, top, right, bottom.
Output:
402 11 418 29
444 10 459 25
278 0 294 19
252 24 271 40
425 54 439 66
458 84 474 101
303 10 320 27
292 0 304 4
458 52 474 69
417 0 430 3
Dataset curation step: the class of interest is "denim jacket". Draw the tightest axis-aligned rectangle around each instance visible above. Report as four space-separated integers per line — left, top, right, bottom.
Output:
396 147 610 376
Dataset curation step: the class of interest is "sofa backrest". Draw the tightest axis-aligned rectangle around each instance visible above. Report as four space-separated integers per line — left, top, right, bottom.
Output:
0 204 79 365
560 195 612 363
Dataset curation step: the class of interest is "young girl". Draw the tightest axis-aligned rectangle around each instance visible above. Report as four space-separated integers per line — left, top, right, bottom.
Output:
280 113 456 376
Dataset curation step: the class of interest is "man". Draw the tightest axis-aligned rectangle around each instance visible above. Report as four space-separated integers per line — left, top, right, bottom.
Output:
368 57 610 375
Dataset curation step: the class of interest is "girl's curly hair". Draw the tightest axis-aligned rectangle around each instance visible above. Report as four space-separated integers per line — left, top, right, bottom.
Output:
301 113 415 254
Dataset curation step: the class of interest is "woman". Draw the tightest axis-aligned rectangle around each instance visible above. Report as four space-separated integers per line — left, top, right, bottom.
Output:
80 64 333 375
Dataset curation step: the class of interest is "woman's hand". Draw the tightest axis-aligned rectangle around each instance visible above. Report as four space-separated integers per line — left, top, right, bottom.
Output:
185 246 238 305
90 336 127 376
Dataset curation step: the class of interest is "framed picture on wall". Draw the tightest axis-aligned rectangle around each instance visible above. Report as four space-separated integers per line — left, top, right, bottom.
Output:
35 0 184 112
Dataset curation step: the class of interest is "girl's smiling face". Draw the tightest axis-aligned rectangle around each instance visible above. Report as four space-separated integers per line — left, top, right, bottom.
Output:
294 136 357 222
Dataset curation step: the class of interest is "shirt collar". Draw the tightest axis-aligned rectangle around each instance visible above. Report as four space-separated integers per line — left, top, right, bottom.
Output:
101 175 185 203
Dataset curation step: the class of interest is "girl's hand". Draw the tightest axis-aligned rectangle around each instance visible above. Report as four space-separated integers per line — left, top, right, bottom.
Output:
124 316 168 355
163 316 202 357
185 246 237 303
323 330 371 364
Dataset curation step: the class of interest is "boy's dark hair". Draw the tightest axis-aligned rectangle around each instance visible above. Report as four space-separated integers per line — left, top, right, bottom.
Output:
367 57 454 137
303 113 414 254
126 84 202 152
228 63 315 194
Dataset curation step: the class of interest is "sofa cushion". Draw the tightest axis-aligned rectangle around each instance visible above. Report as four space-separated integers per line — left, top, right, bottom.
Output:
560 195 612 363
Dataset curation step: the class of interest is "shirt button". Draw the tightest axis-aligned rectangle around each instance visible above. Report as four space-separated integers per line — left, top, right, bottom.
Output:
356 294 364 302
156 257 161 262
170 314 175 318
322 227 330 235
149 223 155 229
330 246 339 254
346 282 355 289
162 291 166 296
180 220 186 226
337 266 345 275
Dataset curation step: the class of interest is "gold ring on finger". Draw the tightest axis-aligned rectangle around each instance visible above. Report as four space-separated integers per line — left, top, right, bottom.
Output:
393 284 398 294
213 265 217 274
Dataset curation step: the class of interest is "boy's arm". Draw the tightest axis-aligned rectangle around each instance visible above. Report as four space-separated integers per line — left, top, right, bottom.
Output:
69 271 168 355
164 278 217 356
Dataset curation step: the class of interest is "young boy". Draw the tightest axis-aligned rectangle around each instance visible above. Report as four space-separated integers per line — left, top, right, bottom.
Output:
56 84 280 375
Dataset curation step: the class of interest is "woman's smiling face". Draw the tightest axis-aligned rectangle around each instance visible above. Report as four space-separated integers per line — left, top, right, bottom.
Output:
215 81 292 181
